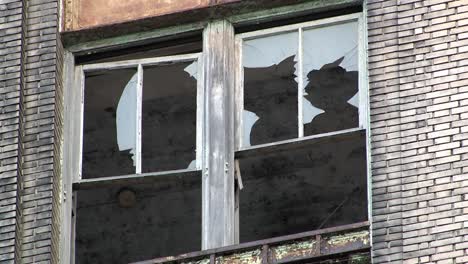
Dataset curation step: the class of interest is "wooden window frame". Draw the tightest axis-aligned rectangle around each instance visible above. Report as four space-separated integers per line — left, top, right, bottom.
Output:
234 13 368 151
77 53 204 180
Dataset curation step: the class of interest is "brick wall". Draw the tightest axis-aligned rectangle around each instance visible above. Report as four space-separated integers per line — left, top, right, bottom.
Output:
368 0 468 263
0 0 25 262
21 0 63 262
0 0 63 262
3 0 468 263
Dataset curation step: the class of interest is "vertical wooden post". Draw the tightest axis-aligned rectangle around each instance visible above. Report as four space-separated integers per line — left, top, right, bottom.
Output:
60 51 79 264
202 20 236 249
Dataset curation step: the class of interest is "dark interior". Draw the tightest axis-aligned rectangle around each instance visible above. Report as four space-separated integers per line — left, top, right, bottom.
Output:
142 62 197 173
75 173 202 264
82 68 138 178
238 130 368 242
82 61 198 179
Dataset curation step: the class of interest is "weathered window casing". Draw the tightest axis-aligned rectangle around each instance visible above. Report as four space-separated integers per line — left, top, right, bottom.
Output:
61 8 370 264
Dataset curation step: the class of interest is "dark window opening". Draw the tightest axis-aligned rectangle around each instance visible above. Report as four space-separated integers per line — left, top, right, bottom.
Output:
238 130 368 242
75 174 202 264
142 62 198 173
83 68 138 179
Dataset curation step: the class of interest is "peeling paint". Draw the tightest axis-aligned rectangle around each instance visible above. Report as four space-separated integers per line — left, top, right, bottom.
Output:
327 231 369 246
134 223 370 264
272 239 316 261
182 258 210 264
215 249 261 264
349 254 371 264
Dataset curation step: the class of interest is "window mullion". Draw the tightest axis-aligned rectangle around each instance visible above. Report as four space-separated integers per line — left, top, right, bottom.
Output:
358 15 368 130
136 64 143 174
235 38 243 150
202 20 236 250
78 66 85 181
196 56 204 170
298 28 304 138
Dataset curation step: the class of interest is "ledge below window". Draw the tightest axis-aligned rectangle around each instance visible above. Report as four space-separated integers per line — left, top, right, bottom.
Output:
132 221 370 264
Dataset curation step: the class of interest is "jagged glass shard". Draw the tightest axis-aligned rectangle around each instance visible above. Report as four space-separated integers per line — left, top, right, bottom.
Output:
243 32 299 146
116 72 138 166
302 21 360 136
82 68 137 179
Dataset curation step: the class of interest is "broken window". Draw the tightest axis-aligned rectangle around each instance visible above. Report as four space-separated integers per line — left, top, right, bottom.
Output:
81 54 202 179
83 68 138 178
237 130 367 242
72 53 203 263
235 15 368 242
239 19 363 147
65 13 369 264
142 62 198 172
302 21 360 136
243 32 299 146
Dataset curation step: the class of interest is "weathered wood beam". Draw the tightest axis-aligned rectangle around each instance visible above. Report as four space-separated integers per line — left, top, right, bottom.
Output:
60 51 79 264
202 20 237 250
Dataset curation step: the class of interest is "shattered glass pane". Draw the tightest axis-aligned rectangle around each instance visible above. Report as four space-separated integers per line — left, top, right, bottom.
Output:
142 61 197 173
302 21 360 136
82 68 137 179
243 32 299 146
238 130 368 242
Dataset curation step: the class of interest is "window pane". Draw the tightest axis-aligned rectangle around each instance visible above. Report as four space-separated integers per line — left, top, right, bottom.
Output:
243 32 299 147
142 61 197 173
83 68 137 179
302 21 359 136
75 173 202 263
238 130 367 242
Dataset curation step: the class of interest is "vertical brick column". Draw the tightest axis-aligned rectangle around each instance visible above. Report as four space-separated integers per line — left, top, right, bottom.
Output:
20 0 63 262
367 0 404 262
368 0 468 263
0 0 25 262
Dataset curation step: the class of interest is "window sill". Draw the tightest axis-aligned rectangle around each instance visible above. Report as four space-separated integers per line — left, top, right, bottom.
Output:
73 168 201 190
236 127 365 159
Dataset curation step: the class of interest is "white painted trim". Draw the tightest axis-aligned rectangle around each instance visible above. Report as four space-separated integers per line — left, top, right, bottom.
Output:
196 55 204 170
136 64 143 174
237 127 363 153
358 14 367 130
82 53 201 72
78 66 84 182
360 4 374 260
298 28 304 138
235 38 244 150
74 168 200 188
